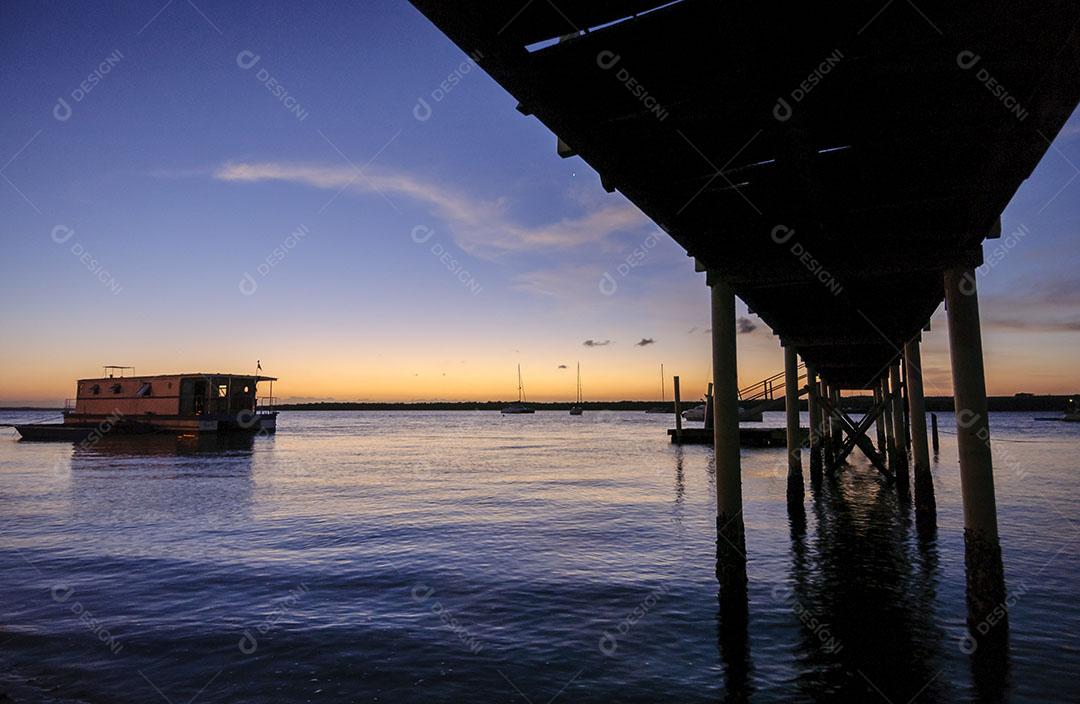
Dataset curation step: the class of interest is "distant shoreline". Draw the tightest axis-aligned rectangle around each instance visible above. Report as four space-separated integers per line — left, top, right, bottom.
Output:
2 395 1073 413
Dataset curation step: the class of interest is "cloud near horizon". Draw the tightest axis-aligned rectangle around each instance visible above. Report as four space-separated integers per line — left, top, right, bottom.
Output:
635 338 656 346
214 161 651 255
583 339 612 347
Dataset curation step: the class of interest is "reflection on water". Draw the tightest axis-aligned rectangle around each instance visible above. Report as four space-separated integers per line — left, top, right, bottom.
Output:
0 411 1077 703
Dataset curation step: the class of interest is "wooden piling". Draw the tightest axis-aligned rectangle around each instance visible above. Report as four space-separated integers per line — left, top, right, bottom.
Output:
931 413 940 455
673 375 683 443
873 385 888 454
945 266 1007 643
889 363 909 489
784 344 803 502
830 386 842 462
704 382 714 431
904 338 936 517
710 276 746 588
806 364 823 482
881 376 895 471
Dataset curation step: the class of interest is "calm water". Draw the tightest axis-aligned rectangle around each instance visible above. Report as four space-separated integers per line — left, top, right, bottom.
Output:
1 410 1078 703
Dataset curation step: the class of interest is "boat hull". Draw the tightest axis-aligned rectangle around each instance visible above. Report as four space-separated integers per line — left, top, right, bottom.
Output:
16 412 278 441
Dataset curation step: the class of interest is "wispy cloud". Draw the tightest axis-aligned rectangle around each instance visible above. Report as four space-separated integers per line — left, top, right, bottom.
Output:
583 339 612 347
214 162 650 255
635 337 656 346
984 317 1080 332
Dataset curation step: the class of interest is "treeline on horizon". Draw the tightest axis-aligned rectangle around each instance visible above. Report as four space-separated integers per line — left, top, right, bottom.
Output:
272 395 1075 413
3 395 1071 413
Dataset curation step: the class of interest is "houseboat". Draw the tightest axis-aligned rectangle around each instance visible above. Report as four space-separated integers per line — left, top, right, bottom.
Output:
15 370 278 441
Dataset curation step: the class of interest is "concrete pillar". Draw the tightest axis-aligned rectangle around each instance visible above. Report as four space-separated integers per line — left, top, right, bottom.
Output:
710 277 746 586
806 364 823 482
784 343 803 502
889 363 909 489
945 267 1007 641
904 338 936 516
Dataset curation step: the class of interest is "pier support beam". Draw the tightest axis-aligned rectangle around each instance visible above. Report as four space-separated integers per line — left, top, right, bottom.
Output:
945 267 1007 642
881 377 895 468
904 338 936 518
873 385 888 454
784 343 803 503
806 365 823 483
829 386 842 467
889 363 910 490
710 276 746 588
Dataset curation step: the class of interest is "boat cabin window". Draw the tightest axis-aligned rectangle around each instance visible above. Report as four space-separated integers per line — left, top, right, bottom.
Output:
90 384 100 395
217 384 228 398
110 383 122 394
136 382 152 397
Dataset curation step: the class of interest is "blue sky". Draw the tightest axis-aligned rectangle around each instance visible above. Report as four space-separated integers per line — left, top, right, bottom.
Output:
1 1 1078 403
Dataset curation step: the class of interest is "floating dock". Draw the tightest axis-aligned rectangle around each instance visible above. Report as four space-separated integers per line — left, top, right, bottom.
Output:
668 427 809 447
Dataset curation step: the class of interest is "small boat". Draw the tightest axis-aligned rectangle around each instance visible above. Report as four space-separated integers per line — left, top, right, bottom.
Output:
682 403 706 422
680 398 762 423
644 363 671 413
15 367 278 441
569 363 584 415
502 365 535 414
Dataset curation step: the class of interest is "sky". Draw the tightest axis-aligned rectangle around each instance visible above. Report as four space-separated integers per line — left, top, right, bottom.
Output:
1 1 1078 405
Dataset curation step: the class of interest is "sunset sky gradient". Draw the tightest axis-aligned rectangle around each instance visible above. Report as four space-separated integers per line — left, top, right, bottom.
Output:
2 1 1078 405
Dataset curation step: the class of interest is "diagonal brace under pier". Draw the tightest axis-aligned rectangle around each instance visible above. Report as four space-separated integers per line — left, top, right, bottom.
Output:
814 391 891 478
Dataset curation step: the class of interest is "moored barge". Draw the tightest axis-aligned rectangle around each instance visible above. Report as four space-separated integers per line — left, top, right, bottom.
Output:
15 369 278 440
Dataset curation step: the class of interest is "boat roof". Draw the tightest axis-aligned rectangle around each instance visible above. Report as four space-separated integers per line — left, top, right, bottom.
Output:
77 373 278 382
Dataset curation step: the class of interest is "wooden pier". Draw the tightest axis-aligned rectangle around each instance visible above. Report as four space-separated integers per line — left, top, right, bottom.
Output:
410 0 1080 662
668 426 808 447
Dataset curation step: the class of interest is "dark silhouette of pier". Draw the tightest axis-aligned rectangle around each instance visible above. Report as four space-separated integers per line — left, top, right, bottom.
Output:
409 0 1080 682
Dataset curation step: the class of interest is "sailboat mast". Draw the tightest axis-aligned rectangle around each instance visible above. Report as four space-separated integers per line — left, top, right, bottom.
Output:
661 363 665 403
517 364 525 402
577 362 582 404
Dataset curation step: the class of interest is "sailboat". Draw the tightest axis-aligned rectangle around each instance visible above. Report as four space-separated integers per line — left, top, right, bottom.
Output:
569 363 583 415
501 365 535 414
645 363 671 413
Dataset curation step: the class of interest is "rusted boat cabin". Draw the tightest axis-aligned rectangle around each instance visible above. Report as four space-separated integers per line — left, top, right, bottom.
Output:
66 372 277 434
